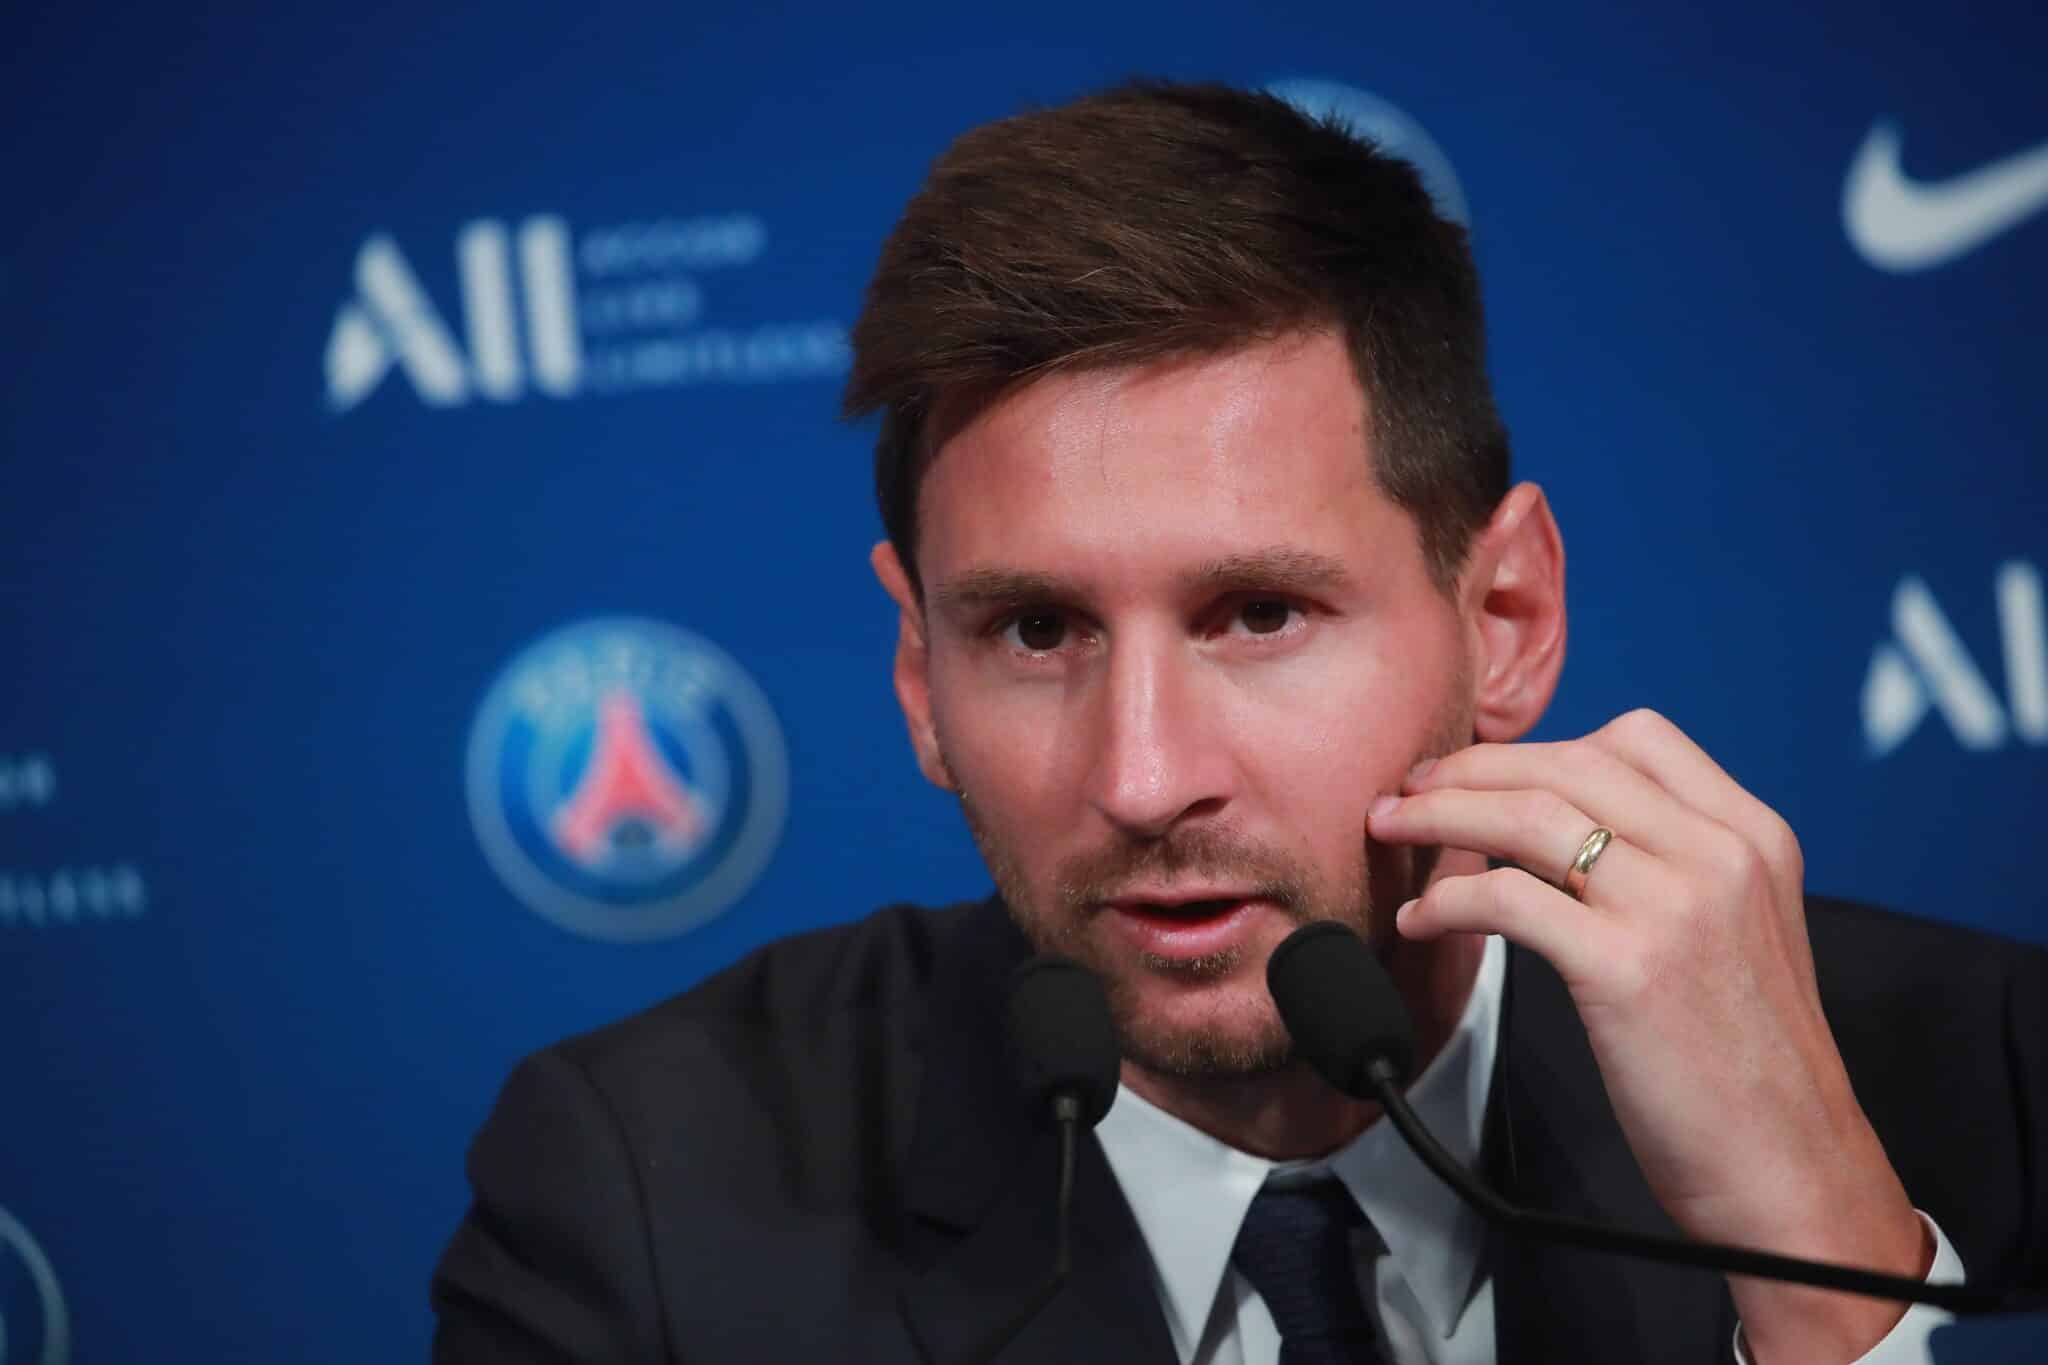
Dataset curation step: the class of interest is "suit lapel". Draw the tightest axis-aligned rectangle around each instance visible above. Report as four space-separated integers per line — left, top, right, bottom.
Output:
1487 943 1736 1363
897 906 1744 1362
896 899 1178 1365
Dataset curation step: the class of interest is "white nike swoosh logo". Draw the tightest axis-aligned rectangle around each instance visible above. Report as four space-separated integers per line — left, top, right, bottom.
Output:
1843 121 2048 272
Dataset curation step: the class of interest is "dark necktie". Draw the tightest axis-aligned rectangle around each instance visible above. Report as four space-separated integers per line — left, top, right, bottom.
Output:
1230 1178 1389 1364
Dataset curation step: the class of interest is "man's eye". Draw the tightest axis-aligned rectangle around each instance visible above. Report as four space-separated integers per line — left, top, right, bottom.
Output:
1005 613 1068 652
1237 599 1296 635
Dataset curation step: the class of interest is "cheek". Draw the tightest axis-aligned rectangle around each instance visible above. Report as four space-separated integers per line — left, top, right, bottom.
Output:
926 652 1075 819
1230 631 1461 834
1230 693 1380 866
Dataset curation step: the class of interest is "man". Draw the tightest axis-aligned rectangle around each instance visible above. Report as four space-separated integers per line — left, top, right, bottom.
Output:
431 82 2047 1363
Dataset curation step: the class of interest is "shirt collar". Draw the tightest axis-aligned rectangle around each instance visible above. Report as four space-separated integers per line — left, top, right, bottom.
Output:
1095 933 1505 1355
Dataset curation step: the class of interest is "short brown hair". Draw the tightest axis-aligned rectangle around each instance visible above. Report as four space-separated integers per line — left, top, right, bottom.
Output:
843 80 1510 594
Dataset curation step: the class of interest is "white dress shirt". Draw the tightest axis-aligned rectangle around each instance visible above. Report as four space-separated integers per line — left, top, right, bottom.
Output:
1094 934 1965 1365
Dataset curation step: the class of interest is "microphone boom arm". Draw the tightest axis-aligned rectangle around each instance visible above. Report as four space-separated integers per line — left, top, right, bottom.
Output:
1363 1057 2033 1316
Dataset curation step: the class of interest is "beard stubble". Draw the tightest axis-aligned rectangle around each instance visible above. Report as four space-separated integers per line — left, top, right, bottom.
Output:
951 680 1472 1082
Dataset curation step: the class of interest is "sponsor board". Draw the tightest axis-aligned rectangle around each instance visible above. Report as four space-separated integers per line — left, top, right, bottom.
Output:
327 213 848 410
1864 562 2046 755
0 1206 68 1365
1845 122 2048 271
1266 78 1469 227
466 618 789 941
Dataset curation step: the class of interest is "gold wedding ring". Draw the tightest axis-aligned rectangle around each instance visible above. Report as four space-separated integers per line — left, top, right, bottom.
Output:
1562 827 1614 901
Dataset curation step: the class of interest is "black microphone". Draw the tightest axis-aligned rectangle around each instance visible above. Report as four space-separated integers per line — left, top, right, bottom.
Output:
1006 954 1121 1141
965 954 1121 1364
1266 920 2037 1316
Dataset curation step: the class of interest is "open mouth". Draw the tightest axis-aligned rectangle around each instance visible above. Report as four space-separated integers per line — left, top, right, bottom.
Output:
1102 895 1264 961
1111 897 1247 921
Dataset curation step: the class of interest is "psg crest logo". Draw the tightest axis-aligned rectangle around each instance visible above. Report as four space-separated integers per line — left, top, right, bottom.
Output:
0 1204 69 1365
1264 78 1469 228
465 618 789 941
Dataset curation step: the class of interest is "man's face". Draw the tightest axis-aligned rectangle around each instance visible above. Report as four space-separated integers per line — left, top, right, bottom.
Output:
909 330 1476 1078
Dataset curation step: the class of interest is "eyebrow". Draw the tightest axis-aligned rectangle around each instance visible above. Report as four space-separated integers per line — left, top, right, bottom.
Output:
929 568 1071 614
929 547 1355 612
1184 548 1354 595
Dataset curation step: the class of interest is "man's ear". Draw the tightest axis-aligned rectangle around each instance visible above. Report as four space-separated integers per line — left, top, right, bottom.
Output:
870 541 957 791
1457 482 1567 743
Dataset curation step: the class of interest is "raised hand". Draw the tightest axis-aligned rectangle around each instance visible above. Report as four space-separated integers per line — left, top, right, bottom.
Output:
1367 708 1932 1364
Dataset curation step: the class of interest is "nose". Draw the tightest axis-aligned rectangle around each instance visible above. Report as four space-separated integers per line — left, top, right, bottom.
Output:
1083 630 1234 839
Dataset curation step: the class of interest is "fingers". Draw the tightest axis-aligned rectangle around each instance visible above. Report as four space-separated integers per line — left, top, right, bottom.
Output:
1586 709 1806 894
1588 708 1759 824
1371 784 1670 909
1401 711 1806 905
1583 708 1818 999
1382 710 1820 1015
1396 866 1619 985
1400 732 1710 866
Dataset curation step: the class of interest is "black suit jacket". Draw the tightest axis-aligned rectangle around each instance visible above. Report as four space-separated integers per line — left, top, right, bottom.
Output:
432 896 2048 1362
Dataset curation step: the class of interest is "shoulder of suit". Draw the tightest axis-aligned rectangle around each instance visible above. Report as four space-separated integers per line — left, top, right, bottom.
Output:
1804 892 2046 1000
1802 898 2048 1277
538 897 987 1086
1803 894 2047 1091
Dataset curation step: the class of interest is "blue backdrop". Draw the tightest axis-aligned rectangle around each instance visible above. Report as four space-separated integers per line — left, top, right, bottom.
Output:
3 2 2044 1359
